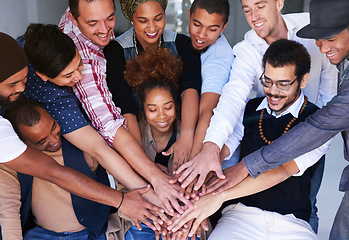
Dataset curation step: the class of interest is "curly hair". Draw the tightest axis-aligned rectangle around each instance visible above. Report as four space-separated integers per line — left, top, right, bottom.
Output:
262 39 311 82
124 48 183 121
125 48 182 89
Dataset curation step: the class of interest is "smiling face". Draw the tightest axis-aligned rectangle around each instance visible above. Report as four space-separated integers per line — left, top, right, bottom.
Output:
263 62 308 115
37 49 84 87
241 0 284 44
69 0 115 48
132 1 166 51
144 88 176 135
189 7 227 52
315 28 349 65
18 107 62 152
0 67 28 105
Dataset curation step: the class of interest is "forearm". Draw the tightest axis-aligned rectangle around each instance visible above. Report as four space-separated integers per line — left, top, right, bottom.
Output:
64 125 147 190
222 160 298 202
190 93 219 159
244 79 349 177
112 127 167 184
0 165 22 240
204 52 256 149
179 89 199 149
4 148 123 208
124 113 143 147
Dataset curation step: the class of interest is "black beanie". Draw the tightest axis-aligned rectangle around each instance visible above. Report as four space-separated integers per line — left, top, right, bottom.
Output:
0 32 28 83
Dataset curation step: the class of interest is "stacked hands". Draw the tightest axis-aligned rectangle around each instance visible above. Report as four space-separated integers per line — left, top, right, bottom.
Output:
119 142 248 240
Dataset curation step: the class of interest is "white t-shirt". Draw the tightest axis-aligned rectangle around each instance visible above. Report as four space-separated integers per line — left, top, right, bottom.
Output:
0 116 27 163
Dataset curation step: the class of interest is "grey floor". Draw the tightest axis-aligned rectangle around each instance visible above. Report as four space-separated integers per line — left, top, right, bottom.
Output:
317 133 347 239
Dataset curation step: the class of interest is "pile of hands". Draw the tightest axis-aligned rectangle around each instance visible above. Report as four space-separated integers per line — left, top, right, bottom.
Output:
142 143 242 240
118 142 247 240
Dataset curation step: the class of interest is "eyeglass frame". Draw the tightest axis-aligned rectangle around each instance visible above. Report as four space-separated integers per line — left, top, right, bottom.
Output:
259 71 299 91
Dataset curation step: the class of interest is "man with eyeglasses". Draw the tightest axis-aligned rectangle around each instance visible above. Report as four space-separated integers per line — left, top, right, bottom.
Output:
174 0 337 232
169 39 328 239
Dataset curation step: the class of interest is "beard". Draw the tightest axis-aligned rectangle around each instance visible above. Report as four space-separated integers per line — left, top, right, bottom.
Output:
0 94 23 109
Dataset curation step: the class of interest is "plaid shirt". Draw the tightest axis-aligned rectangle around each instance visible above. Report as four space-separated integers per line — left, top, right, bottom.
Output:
59 8 126 145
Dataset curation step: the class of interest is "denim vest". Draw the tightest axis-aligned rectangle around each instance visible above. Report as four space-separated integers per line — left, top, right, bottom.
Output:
17 138 111 239
115 28 179 111
116 27 179 61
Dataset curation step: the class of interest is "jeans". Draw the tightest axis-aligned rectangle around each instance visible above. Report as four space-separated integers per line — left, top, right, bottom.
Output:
125 223 199 240
308 155 325 233
329 190 349 240
24 226 106 240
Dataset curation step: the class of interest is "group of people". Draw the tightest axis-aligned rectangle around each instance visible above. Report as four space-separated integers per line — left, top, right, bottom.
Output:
0 0 348 239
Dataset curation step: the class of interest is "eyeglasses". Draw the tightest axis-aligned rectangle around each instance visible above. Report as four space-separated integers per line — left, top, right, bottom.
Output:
259 72 298 91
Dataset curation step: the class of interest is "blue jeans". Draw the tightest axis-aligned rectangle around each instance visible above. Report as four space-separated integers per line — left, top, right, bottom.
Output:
24 226 106 240
308 155 325 233
329 190 349 240
125 223 199 240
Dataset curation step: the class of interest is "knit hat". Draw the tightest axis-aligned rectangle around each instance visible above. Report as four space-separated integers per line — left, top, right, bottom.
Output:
119 0 167 21
0 32 28 83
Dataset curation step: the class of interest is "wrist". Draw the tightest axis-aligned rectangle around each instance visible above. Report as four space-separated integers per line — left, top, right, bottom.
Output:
203 142 220 153
217 188 231 203
116 191 124 210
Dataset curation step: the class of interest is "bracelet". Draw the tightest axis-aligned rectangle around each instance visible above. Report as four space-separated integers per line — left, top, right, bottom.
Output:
117 192 124 210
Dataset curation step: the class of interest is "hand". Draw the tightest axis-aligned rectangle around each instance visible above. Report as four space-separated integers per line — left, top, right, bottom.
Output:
168 193 225 237
174 219 209 240
163 133 193 172
118 185 164 231
173 142 225 191
142 188 172 226
204 161 249 196
152 173 193 214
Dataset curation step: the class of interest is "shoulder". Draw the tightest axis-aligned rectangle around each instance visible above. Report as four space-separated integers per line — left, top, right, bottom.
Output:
304 100 320 115
175 33 191 50
114 28 134 49
163 29 177 42
246 97 264 110
233 36 256 56
283 12 310 29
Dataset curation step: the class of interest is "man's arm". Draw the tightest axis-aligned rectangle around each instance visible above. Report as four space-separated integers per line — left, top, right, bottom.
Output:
0 165 22 240
190 92 220 159
72 55 126 146
3 147 123 207
190 35 234 160
123 113 143 146
169 160 300 236
174 40 260 189
243 77 349 178
63 125 149 190
3 147 164 230
112 126 193 214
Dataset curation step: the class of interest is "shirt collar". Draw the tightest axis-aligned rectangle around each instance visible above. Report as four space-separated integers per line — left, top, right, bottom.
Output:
143 122 156 150
256 91 305 118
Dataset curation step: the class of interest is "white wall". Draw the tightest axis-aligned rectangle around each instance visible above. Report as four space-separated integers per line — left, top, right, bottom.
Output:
0 0 67 38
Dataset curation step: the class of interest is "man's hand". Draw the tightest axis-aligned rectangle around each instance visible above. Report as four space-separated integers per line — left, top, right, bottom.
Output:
168 192 225 237
118 185 165 231
152 174 193 214
173 142 225 191
204 161 249 196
